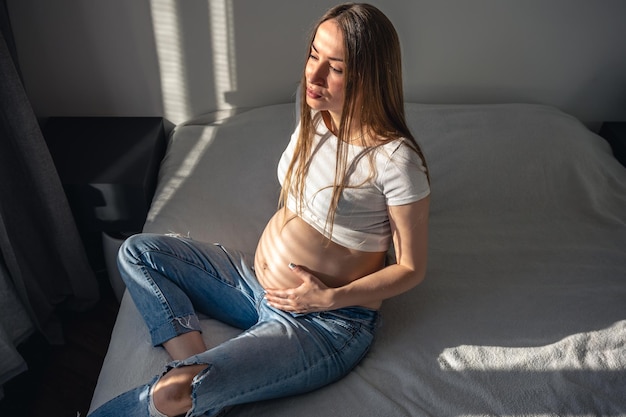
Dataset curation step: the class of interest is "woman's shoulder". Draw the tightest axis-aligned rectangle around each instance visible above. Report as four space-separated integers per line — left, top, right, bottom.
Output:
376 138 429 182
376 137 421 161
377 138 431 204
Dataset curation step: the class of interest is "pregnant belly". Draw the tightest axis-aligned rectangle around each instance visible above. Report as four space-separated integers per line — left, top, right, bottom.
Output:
254 208 386 291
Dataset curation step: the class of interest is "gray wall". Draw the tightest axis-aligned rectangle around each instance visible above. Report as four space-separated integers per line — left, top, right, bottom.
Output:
7 0 626 125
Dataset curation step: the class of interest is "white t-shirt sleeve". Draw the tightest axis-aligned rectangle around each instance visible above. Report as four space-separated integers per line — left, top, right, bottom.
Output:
277 124 300 187
381 141 430 206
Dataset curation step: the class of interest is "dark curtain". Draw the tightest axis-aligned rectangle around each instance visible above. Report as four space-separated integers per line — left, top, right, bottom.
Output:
0 1 99 344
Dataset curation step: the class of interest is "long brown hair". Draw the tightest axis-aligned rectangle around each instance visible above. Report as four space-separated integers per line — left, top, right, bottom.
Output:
280 3 428 240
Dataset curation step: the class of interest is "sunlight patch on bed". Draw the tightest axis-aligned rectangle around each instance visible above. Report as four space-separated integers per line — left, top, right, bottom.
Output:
146 125 218 222
438 320 626 372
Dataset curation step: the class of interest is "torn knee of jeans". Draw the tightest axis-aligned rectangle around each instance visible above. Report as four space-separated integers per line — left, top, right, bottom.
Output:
164 231 192 239
144 374 167 417
189 365 212 417
161 358 212 417
163 355 209 372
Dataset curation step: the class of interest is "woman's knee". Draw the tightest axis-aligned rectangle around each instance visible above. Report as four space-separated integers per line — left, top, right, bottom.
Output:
117 233 165 268
152 365 208 416
117 233 162 284
118 233 160 259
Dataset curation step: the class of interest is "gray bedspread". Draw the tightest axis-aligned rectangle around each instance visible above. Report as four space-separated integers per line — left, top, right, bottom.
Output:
90 103 626 416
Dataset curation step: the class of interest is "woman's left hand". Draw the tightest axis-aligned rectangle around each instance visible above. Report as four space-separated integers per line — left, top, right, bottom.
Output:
264 264 334 314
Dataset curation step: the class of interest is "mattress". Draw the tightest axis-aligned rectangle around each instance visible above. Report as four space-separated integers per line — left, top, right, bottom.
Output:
90 103 626 416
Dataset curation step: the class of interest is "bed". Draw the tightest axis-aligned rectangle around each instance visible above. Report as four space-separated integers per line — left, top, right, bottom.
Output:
89 102 626 416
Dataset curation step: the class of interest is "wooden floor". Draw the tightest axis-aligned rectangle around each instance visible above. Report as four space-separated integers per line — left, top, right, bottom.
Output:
0 275 119 417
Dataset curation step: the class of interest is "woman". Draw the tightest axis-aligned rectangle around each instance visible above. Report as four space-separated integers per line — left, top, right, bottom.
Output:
89 3 430 416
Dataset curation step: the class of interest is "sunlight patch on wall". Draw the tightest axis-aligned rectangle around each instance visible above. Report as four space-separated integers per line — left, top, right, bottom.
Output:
209 0 237 109
150 0 236 123
150 0 190 124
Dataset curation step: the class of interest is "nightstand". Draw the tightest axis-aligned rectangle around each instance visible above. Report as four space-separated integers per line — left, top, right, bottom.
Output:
599 122 626 168
43 117 168 300
43 117 167 233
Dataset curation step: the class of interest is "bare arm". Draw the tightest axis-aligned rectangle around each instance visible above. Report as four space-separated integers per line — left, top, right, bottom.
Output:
264 196 430 312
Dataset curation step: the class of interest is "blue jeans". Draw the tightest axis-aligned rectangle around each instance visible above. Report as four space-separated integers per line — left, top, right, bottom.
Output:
88 233 378 417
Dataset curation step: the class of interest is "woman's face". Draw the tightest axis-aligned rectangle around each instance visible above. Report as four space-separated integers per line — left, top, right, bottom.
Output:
305 19 346 129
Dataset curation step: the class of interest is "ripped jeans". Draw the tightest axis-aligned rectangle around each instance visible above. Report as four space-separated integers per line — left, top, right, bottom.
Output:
88 233 378 417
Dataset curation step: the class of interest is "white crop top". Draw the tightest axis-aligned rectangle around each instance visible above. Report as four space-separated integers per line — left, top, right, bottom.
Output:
278 117 430 252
